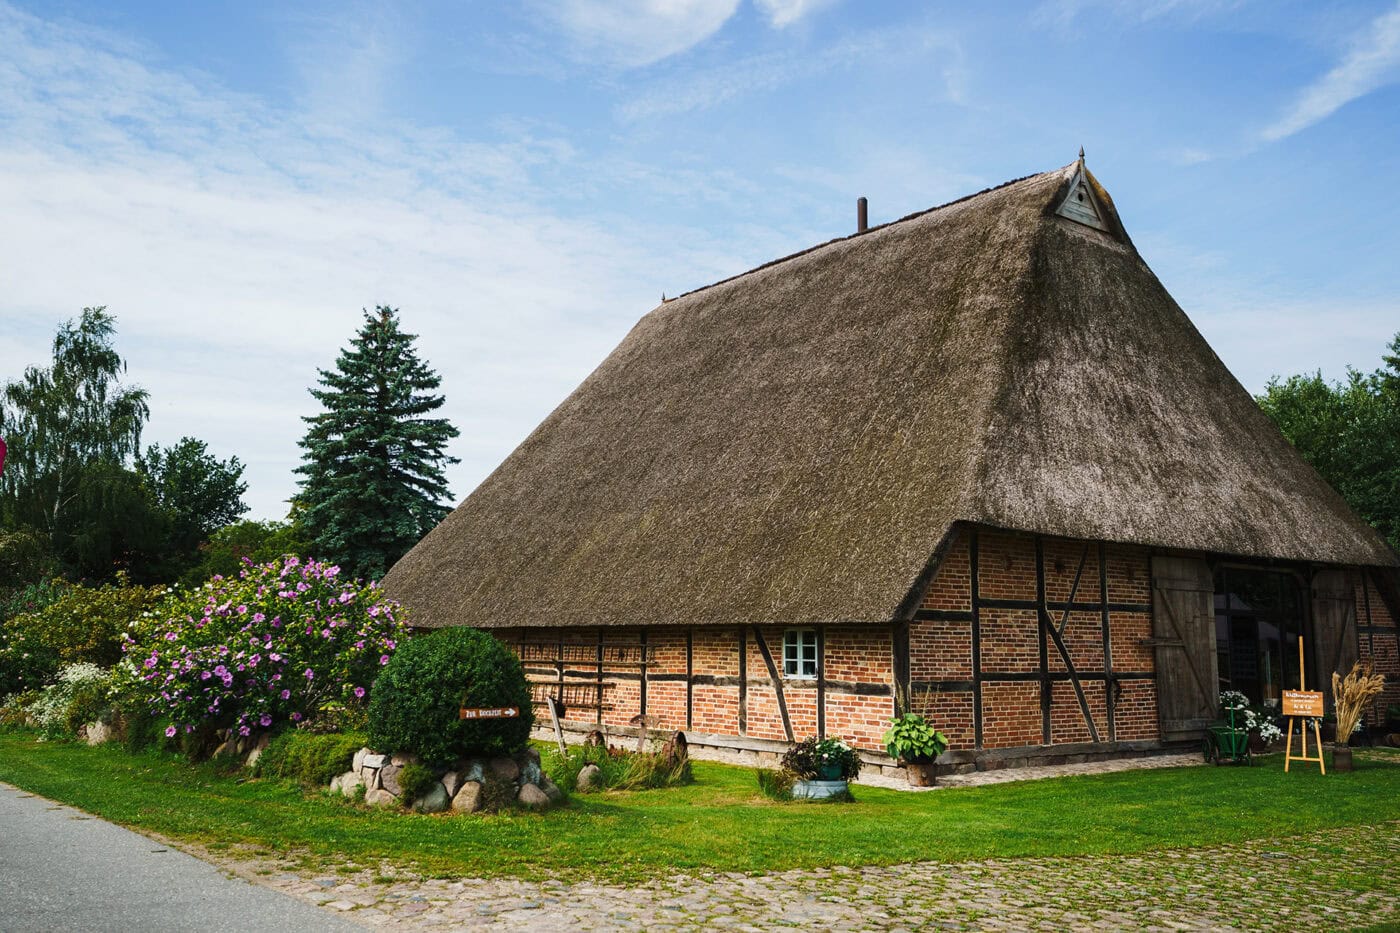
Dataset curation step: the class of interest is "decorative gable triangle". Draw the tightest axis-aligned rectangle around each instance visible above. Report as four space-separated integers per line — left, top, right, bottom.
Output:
1056 169 1109 232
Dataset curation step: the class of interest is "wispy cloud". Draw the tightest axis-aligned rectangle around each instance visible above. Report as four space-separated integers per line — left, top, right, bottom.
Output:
616 26 963 121
1262 1 1400 142
276 3 408 125
754 0 840 29
0 2 763 518
530 0 740 69
1035 0 1244 30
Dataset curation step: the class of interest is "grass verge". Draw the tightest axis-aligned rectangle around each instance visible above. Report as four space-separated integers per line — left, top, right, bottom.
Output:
1 733 1397 884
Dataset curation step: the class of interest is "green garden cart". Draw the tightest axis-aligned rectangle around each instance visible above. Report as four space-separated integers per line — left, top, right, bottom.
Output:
1202 705 1252 766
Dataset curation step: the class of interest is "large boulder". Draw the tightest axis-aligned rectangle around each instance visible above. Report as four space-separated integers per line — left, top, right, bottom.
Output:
379 763 404 797
353 747 372 772
489 757 520 782
576 764 603 792
332 771 365 798
413 783 451 814
517 783 550 809
451 781 484 813
365 788 399 808
441 771 463 798
84 721 112 746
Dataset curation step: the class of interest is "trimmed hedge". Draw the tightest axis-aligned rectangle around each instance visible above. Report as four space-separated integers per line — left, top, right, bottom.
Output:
367 627 533 765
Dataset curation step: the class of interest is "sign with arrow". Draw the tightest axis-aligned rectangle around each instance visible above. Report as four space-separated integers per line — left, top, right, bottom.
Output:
458 706 520 721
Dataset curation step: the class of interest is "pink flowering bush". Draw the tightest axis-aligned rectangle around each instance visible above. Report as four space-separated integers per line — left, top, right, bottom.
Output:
117 557 405 740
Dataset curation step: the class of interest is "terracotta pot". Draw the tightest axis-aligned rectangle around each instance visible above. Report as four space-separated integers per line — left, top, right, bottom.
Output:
1332 745 1354 773
904 761 937 787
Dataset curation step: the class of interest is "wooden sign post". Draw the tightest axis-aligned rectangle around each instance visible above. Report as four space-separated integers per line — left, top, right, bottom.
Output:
458 705 520 721
1283 636 1325 775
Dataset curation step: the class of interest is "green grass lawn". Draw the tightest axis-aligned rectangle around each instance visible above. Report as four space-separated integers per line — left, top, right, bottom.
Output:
1 732 1397 884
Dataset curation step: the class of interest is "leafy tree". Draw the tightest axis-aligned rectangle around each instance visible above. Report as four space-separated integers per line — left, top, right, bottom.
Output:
296 307 459 580
138 436 248 575
0 308 150 545
1258 332 1400 553
60 460 170 583
182 516 310 585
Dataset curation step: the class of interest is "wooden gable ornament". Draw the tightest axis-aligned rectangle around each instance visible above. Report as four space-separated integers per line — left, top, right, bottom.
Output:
1055 148 1109 232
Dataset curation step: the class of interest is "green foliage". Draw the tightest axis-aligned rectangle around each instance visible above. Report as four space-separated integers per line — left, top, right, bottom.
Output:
756 768 795 801
137 437 249 579
255 730 368 786
0 529 57 589
0 308 150 547
397 761 438 802
541 744 629 793
61 459 171 583
367 627 533 766
616 751 692 790
1257 332 1400 552
0 577 165 698
181 518 310 585
295 306 459 581
883 713 950 764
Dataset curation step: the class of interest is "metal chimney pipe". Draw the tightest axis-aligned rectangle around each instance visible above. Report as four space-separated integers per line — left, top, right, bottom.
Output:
857 197 868 233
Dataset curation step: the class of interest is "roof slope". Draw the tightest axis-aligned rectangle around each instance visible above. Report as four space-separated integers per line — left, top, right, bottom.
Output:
384 162 1398 629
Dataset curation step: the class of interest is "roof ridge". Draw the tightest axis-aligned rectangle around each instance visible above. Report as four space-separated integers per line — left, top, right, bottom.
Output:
671 166 1066 303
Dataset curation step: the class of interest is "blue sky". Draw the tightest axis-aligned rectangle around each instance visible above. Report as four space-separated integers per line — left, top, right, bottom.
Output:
2 0 1399 519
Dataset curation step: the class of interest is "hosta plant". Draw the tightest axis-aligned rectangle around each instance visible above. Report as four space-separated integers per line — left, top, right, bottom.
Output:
883 713 950 764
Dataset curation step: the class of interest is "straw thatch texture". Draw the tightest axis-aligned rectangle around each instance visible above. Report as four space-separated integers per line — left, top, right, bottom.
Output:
384 162 1398 630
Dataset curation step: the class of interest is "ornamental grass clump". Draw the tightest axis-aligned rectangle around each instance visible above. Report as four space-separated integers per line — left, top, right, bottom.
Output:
118 557 404 741
1333 661 1387 743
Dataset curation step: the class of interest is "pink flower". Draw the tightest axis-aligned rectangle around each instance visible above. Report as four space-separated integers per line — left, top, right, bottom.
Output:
379 654 390 665
238 725 251 736
304 668 315 680
353 686 365 699
290 712 302 722
280 689 291 700
165 726 177 737
259 713 272 727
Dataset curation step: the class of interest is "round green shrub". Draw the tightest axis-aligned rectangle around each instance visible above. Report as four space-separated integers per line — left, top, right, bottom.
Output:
367 627 533 765
397 762 437 802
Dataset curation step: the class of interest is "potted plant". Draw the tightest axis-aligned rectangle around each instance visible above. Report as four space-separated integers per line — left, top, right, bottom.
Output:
882 713 949 786
1331 662 1386 772
780 737 861 799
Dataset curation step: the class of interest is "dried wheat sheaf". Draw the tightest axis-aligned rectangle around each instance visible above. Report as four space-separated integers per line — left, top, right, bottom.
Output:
1332 661 1387 742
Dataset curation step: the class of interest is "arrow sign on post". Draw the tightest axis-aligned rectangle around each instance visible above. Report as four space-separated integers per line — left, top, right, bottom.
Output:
459 706 520 721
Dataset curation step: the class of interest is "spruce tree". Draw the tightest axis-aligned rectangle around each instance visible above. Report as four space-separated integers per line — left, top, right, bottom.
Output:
296 307 459 580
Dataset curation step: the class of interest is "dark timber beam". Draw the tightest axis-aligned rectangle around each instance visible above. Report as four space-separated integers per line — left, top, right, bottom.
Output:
751 626 794 742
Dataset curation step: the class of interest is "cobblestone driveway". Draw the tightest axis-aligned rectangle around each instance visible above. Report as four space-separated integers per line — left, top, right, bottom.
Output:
212 819 1398 931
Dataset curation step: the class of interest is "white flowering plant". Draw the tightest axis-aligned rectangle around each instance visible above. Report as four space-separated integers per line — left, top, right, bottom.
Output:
1217 690 1282 744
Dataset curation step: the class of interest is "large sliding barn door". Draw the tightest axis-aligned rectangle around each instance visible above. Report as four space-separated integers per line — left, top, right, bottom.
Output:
1311 569 1358 708
1151 557 1218 741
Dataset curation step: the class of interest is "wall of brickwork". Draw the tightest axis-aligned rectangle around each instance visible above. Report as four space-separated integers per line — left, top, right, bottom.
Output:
1357 573 1400 720
504 623 894 752
913 526 1158 753
495 523 1382 763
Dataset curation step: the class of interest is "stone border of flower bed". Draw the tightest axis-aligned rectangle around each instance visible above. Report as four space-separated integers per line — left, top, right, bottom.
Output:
330 746 563 813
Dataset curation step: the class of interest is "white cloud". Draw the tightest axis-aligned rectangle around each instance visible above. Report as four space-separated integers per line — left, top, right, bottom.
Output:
1262 1 1400 142
1035 0 1243 30
532 0 740 68
0 2 762 519
616 26 963 121
754 0 839 29
276 3 407 125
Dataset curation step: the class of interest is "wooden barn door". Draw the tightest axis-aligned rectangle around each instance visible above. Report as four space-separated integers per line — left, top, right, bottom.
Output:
1311 569 1358 708
1150 557 1218 741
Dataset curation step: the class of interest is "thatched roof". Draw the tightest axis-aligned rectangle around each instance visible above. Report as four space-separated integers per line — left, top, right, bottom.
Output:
384 160 1399 630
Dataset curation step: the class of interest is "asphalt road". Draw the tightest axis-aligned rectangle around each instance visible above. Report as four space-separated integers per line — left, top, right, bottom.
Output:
0 782 358 933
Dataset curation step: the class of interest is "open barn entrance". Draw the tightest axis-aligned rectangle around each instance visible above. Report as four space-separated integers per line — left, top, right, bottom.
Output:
1213 567 1307 710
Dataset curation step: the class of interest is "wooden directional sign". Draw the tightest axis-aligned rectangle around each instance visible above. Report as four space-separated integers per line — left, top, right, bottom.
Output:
458 706 520 721
1282 690 1323 718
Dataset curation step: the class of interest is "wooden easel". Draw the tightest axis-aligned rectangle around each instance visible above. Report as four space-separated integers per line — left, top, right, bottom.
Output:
1283 635 1325 774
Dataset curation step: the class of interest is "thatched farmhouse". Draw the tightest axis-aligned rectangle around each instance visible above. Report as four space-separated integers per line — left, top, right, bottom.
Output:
384 155 1400 769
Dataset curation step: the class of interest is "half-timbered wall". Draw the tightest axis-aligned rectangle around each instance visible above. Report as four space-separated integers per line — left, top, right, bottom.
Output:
505 624 896 752
913 526 1158 751
495 523 1390 759
1357 574 1400 716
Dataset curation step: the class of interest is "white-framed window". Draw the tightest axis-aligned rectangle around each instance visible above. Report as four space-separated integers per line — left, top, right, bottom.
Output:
783 628 818 679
